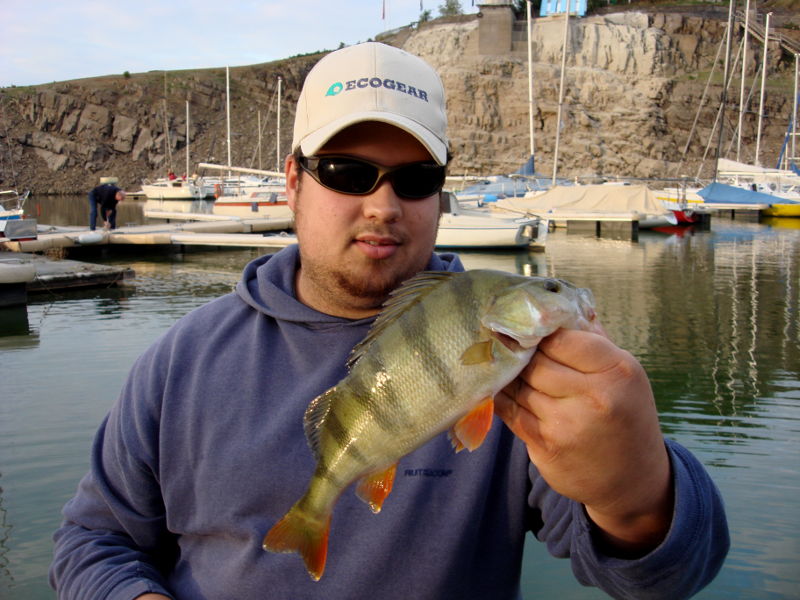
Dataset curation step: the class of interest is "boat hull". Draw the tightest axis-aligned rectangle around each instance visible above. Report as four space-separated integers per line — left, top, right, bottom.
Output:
761 204 800 218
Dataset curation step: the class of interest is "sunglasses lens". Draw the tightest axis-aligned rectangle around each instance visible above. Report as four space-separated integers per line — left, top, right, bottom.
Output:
392 163 446 199
317 158 378 195
306 156 445 199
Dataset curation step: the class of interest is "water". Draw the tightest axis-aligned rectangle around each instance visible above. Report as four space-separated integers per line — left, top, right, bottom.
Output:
2 197 799 599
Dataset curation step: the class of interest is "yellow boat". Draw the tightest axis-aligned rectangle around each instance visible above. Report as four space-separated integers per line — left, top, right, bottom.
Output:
761 203 800 218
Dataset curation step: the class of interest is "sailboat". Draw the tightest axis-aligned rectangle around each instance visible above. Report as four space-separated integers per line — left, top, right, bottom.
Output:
698 9 800 217
141 101 205 200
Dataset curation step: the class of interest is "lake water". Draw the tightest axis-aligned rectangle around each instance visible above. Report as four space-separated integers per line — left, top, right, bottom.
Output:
1 197 799 598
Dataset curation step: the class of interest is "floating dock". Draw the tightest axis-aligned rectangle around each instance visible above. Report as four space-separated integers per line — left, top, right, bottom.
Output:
0 253 134 307
0 216 295 254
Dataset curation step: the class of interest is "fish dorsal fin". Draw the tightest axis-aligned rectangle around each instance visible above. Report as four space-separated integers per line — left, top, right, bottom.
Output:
303 387 337 460
346 271 460 370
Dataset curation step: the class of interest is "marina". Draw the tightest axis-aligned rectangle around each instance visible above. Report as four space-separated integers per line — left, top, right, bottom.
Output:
3 1 800 597
1 195 798 598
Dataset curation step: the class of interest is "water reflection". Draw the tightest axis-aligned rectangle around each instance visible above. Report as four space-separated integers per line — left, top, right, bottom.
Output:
0 306 33 338
24 194 145 228
458 249 548 276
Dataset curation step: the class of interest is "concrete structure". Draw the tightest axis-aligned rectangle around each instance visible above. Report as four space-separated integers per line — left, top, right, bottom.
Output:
477 1 516 55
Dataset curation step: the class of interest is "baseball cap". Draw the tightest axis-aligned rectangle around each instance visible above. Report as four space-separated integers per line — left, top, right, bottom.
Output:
292 42 449 166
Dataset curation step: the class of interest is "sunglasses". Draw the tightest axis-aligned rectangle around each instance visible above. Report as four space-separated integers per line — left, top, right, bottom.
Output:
298 154 446 200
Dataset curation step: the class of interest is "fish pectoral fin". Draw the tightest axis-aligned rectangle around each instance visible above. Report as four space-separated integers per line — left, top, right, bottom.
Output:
356 463 398 514
460 340 495 365
263 504 331 581
448 397 494 453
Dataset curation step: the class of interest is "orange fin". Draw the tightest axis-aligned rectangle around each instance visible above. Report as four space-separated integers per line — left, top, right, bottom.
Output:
263 504 332 581
356 463 397 514
460 340 495 365
448 397 494 453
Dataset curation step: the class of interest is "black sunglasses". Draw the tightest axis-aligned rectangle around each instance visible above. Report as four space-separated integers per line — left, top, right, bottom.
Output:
298 154 446 200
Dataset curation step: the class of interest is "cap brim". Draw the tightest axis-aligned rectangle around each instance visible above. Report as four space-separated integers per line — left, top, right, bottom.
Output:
297 112 448 166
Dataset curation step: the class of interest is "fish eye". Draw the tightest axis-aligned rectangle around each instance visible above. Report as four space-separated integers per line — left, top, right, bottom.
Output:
543 280 561 293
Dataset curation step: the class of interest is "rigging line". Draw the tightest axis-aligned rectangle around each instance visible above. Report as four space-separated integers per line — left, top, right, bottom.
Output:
695 30 748 180
724 62 762 160
674 24 727 176
246 85 280 170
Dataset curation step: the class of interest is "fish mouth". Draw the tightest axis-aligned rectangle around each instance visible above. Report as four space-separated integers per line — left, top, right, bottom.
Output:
491 331 525 352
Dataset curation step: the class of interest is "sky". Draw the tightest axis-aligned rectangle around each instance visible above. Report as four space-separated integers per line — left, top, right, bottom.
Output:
1 0 478 88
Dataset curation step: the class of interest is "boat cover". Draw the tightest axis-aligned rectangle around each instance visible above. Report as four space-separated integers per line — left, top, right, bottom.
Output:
497 184 669 215
697 182 798 205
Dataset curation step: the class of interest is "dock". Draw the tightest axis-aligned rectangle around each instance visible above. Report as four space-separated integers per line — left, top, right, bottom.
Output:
0 253 134 307
0 216 295 254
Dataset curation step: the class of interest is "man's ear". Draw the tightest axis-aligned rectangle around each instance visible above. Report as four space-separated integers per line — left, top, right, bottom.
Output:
285 154 299 212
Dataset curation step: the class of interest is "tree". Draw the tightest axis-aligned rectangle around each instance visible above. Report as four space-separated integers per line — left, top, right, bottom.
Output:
438 0 462 17
419 9 433 22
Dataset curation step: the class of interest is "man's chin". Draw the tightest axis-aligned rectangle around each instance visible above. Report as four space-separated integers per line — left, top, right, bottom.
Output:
334 271 398 308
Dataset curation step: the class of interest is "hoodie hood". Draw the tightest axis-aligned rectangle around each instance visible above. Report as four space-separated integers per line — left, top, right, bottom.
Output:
235 245 464 326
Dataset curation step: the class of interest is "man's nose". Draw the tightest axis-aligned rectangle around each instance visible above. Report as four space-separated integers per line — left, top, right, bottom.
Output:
361 178 402 222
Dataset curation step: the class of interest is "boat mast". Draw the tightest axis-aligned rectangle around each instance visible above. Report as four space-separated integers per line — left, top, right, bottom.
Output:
226 66 232 176
527 0 535 163
755 12 771 167
737 0 750 162
713 0 735 182
257 111 262 170
277 76 283 172
791 53 799 168
185 100 190 177
552 2 570 186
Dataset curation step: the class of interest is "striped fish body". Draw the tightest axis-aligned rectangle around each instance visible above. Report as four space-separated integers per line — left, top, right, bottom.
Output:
263 269 597 580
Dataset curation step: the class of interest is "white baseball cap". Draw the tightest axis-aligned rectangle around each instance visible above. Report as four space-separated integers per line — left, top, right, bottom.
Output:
292 42 449 166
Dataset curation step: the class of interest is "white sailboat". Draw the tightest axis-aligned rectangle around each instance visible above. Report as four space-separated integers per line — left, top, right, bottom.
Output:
141 101 205 200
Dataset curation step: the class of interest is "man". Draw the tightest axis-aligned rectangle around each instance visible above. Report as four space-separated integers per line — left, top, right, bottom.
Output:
100 188 125 230
88 181 124 230
51 43 728 599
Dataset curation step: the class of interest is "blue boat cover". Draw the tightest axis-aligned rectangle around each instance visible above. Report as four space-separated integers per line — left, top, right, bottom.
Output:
697 182 798 205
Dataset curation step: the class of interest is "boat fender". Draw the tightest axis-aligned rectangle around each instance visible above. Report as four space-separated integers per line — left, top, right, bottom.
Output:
483 194 498 203
214 184 223 199
77 232 105 245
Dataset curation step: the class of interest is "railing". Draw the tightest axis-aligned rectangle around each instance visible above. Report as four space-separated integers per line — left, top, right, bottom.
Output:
736 10 800 56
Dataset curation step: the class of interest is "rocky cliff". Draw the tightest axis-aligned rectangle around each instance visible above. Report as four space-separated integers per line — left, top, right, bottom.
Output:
1 8 798 194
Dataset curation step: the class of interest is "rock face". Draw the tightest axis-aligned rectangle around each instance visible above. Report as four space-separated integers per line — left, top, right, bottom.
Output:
0 10 797 194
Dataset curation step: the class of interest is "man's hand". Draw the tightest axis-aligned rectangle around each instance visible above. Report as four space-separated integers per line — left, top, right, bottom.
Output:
495 328 673 555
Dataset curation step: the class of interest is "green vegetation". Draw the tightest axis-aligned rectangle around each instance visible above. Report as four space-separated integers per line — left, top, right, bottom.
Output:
438 0 462 17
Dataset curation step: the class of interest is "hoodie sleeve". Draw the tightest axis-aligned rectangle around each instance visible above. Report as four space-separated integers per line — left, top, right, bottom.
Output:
49 341 177 600
530 438 729 600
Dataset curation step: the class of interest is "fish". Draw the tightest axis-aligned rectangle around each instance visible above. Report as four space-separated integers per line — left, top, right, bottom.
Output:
262 269 599 580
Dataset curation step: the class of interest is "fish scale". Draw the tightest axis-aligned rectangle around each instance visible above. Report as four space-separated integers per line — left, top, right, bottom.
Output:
263 269 599 581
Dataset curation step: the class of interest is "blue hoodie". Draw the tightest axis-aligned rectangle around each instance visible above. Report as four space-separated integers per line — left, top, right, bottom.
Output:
50 245 728 599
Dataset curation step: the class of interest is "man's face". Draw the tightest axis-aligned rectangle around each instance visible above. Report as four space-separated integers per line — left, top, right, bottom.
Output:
286 122 441 319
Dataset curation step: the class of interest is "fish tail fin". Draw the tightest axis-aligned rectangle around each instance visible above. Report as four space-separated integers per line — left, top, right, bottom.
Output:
263 503 332 581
